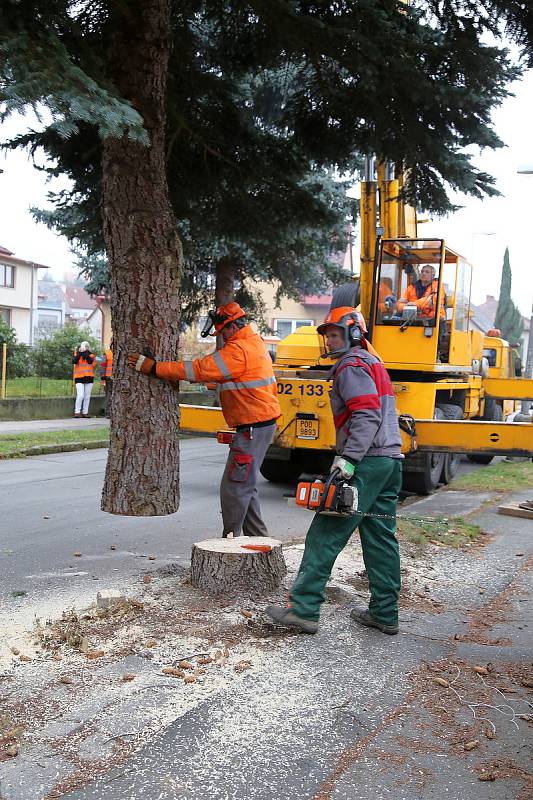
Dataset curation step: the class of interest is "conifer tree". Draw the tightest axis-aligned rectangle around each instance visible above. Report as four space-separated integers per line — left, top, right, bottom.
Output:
495 247 524 346
1 1 532 515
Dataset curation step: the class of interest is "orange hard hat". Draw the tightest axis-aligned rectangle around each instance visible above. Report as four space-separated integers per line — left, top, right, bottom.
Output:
200 302 246 338
317 306 368 336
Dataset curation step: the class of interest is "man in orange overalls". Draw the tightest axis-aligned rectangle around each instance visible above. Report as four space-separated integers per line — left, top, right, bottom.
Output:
128 303 281 538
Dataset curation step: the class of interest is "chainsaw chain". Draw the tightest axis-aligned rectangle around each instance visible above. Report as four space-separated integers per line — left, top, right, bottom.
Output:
353 510 449 525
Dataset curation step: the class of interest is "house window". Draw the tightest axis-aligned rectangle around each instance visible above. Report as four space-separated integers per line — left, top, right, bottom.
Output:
0 307 11 326
273 319 314 339
0 264 14 288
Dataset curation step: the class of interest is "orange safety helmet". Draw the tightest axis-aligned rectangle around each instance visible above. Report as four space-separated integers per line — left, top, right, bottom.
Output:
200 302 246 338
317 306 368 358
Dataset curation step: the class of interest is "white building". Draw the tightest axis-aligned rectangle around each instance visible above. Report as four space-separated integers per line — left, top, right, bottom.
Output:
0 245 48 344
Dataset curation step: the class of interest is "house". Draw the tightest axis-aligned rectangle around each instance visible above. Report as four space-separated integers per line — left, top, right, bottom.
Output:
472 294 530 366
36 279 67 337
64 285 98 328
0 245 48 344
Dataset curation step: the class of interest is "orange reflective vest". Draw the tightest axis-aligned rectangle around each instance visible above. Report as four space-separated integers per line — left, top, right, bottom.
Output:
100 348 113 380
73 353 96 380
397 279 445 319
156 325 281 428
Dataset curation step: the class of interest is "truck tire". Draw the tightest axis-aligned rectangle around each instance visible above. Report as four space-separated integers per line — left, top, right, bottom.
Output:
436 403 463 484
466 400 503 465
329 281 360 311
259 457 300 484
402 408 445 495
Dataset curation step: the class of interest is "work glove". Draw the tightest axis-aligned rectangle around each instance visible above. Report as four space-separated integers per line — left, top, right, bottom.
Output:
331 455 357 481
127 352 157 376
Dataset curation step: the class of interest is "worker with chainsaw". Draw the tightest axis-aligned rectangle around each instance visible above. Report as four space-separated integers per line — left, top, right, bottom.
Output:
397 264 445 319
266 307 403 635
127 302 281 538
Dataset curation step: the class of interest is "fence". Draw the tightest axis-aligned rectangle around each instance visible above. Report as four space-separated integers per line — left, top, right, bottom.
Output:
0 343 105 399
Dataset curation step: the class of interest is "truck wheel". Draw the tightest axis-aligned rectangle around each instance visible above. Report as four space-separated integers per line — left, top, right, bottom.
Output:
329 281 360 311
436 403 463 484
402 408 445 495
466 400 503 465
259 457 300 484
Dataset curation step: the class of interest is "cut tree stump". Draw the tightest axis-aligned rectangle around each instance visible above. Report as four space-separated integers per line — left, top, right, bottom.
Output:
190 537 287 596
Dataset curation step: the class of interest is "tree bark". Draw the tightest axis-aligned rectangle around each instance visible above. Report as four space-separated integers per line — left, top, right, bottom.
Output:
100 0 181 515
215 256 235 307
190 537 287 596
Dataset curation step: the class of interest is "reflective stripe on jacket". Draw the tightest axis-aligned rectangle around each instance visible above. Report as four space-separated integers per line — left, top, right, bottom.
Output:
155 325 281 428
100 348 113 380
73 353 96 381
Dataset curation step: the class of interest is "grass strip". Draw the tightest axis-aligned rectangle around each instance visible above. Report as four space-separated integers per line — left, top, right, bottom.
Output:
398 515 482 549
449 460 533 492
0 427 110 457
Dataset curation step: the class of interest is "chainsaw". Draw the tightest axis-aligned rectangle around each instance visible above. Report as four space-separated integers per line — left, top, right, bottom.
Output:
296 469 358 516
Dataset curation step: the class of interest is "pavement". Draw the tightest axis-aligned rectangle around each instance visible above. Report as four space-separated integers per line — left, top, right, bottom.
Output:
0 442 531 800
0 417 109 435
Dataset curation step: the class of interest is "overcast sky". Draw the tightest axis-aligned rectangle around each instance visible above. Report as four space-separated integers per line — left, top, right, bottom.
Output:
1 68 532 316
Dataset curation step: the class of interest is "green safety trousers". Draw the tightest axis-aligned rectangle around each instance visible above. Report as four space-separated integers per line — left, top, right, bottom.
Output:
290 456 403 626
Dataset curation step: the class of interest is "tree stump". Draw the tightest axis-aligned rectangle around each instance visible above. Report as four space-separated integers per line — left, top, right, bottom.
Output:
190 537 287 596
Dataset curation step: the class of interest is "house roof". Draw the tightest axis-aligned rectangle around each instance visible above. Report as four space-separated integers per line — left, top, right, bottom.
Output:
38 280 66 306
64 285 97 310
302 294 333 306
0 245 14 256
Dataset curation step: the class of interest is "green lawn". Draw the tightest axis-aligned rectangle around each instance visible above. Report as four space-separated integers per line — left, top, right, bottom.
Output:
449 460 533 492
3 377 104 398
398 515 482 549
0 427 109 457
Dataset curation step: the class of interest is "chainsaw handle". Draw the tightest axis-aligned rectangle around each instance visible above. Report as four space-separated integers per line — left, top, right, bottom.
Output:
317 468 341 513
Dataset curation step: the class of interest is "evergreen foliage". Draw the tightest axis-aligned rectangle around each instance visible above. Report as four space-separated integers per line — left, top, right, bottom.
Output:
0 319 32 378
494 247 524 345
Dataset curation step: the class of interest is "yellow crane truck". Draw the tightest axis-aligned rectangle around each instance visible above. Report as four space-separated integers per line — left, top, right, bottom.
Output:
180 164 533 491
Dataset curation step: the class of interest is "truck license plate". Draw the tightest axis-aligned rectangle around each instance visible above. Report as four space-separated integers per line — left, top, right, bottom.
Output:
296 419 319 440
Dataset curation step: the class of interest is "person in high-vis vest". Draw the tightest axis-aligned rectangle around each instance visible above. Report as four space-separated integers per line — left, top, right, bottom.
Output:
266 307 403 636
99 344 113 417
396 265 446 319
127 303 281 538
72 341 96 418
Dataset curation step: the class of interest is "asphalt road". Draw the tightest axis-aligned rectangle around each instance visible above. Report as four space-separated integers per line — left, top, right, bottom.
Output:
0 439 306 626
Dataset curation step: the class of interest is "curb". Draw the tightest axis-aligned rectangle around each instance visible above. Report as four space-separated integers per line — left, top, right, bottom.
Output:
0 439 110 460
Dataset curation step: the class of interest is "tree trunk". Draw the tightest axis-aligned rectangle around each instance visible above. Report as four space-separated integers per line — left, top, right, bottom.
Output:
100 0 181 515
190 537 287 596
215 256 235 307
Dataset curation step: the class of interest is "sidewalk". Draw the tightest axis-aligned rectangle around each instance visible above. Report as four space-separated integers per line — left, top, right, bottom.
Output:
0 487 531 799
0 417 109 435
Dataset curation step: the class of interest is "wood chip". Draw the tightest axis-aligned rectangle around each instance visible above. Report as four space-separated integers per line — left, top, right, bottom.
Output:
19 654 31 662
184 675 196 684
148 555 156 560
197 656 213 665
130 599 143 609
520 678 533 688
143 575 151 584
240 609 253 619
10 648 20 655
6 744 18 758
178 660 194 670
484 727 495 740
473 665 488 676
145 640 157 648
464 740 479 751
53 653 63 661
162 667 185 678
234 660 253 673
478 772 496 782
73 552 82 557
433 677 449 687
86 650 105 659
59 676 74 685
121 673 136 682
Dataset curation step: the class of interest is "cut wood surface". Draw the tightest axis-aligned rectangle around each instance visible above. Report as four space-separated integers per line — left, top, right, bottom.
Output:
498 504 533 521
190 537 287 596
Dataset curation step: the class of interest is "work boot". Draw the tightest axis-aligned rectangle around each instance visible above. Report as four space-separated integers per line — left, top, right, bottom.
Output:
350 608 399 636
265 605 318 634
82 413 90 418
74 413 81 418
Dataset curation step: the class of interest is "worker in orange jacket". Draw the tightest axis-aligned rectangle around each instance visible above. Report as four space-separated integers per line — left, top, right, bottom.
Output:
99 344 113 418
127 302 281 538
397 265 445 319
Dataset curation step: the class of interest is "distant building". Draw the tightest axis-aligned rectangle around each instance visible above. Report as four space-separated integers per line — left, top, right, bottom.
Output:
472 294 530 364
0 245 48 344
36 280 67 336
